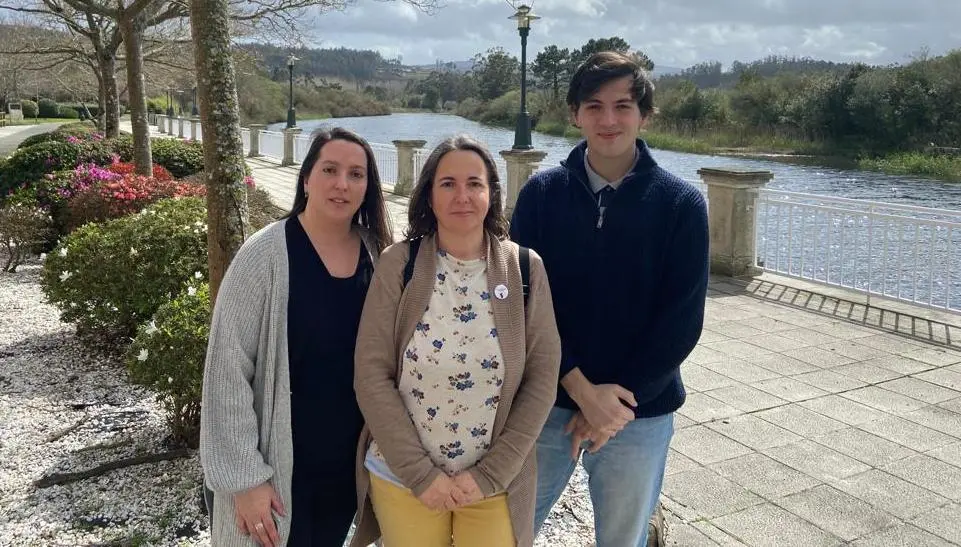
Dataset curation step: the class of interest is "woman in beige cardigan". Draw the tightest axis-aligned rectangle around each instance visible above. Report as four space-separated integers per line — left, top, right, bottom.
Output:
351 135 561 547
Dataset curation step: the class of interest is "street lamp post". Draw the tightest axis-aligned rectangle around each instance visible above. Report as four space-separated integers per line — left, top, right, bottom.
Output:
166 88 175 117
286 54 298 129
191 86 199 116
510 4 539 150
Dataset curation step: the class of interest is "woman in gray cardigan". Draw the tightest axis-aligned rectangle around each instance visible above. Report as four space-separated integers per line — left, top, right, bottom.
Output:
200 127 392 547
351 135 562 547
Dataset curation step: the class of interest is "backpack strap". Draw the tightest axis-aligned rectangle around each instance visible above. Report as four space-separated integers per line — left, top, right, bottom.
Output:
405 238 531 309
402 237 422 288
519 246 531 308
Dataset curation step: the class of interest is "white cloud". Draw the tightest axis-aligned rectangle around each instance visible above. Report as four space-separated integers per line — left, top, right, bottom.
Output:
303 0 960 68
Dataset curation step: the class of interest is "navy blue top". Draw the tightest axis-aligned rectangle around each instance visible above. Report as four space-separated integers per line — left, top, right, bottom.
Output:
286 216 372 479
509 139 709 418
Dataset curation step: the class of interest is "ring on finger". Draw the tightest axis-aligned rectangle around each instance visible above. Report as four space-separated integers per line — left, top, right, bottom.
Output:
255 522 265 531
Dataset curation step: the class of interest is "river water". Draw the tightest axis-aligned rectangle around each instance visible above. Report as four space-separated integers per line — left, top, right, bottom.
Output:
270 112 961 211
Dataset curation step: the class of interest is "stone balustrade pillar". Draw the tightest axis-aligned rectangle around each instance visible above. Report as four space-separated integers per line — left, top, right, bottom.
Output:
499 148 548 215
392 139 428 196
248 124 266 157
157 115 166 134
168 115 176 135
190 117 200 141
282 127 302 166
698 167 774 277
178 117 186 138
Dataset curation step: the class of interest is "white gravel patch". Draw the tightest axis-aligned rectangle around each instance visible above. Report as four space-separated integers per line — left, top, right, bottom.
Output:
0 259 208 546
0 256 599 547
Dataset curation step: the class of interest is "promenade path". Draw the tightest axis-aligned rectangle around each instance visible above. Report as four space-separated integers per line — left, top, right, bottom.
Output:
127 121 961 546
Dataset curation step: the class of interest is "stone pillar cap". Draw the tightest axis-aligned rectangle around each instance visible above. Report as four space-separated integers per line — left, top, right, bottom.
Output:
248 123 267 128
392 139 428 147
499 149 548 160
697 167 774 180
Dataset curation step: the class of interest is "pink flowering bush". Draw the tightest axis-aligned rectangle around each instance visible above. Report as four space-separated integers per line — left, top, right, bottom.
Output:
64 164 205 232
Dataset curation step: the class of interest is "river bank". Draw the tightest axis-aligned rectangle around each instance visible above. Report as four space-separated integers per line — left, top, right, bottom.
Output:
450 108 961 183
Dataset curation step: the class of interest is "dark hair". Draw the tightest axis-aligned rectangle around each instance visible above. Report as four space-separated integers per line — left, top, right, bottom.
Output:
283 127 393 253
404 135 509 241
567 51 655 116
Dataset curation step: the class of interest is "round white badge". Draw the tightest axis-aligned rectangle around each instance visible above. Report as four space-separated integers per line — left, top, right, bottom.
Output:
494 284 509 300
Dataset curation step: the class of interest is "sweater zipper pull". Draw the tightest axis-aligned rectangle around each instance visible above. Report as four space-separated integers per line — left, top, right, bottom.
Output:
597 209 605 229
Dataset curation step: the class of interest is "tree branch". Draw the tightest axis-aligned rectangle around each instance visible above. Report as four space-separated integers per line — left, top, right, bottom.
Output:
33 448 191 488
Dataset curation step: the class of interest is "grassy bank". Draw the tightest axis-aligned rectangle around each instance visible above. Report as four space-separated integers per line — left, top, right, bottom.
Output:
859 153 961 182
5 118 67 126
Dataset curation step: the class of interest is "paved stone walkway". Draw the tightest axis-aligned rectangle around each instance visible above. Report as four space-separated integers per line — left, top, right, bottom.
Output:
136 122 961 545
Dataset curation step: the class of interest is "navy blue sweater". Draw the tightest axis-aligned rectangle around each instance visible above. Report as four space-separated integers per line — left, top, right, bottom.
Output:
509 139 709 418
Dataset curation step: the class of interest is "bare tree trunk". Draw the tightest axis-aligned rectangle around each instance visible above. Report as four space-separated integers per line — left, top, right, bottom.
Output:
119 14 152 175
99 53 121 138
190 0 248 303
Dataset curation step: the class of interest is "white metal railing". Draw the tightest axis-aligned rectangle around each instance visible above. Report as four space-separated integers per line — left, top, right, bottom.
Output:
259 131 284 160
371 143 398 187
756 190 961 313
241 128 250 155
294 134 312 164
413 149 428 183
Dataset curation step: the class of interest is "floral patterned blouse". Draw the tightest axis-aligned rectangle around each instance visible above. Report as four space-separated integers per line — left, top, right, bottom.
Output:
366 249 504 484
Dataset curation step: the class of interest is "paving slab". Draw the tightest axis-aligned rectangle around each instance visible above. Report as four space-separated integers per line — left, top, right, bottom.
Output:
812 427 917 467
884 454 961 501
764 440 871 482
832 468 949 519
710 453 820 500
777 485 898 541
712 503 842 547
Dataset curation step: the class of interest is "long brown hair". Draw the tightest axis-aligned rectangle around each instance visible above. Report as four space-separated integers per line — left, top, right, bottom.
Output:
282 127 393 252
404 135 509 241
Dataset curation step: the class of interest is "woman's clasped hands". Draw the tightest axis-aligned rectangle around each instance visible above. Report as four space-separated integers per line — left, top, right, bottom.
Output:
417 471 484 511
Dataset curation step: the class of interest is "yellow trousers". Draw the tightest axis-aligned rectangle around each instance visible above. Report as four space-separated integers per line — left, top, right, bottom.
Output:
369 473 515 547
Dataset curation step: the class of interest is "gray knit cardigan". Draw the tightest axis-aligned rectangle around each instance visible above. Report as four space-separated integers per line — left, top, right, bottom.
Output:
199 220 379 546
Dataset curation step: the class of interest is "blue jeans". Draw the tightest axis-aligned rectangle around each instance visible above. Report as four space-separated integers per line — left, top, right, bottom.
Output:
534 407 674 547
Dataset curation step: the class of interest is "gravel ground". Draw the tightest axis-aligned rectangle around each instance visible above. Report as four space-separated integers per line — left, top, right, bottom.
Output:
0 257 598 547
0 259 208 547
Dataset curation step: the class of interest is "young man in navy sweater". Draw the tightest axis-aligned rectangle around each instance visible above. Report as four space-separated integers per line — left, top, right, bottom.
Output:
510 51 709 547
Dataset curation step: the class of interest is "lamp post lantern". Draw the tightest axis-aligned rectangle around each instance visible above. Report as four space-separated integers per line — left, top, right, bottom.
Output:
286 54 298 129
510 4 539 150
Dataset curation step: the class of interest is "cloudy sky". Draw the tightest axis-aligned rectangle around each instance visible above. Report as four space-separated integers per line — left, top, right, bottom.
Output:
303 0 961 70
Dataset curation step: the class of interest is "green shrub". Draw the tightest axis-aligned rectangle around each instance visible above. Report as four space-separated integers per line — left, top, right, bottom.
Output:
126 282 209 448
40 197 207 343
17 122 99 150
105 134 134 161
38 98 59 118
146 98 166 114
57 105 80 119
0 198 52 272
150 138 204 178
20 99 38 118
0 141 113 197
480 90 521 127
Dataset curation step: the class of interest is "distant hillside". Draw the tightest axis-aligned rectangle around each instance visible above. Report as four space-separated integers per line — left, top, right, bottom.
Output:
658 55 858 88
652 65 684 78
413 60 474 73
238 43 408 90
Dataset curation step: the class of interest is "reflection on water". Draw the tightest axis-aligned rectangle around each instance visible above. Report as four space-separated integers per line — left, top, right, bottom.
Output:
271 113 961 211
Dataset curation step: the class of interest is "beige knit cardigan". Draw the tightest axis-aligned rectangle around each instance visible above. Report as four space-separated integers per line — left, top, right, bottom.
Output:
350 233 561 547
